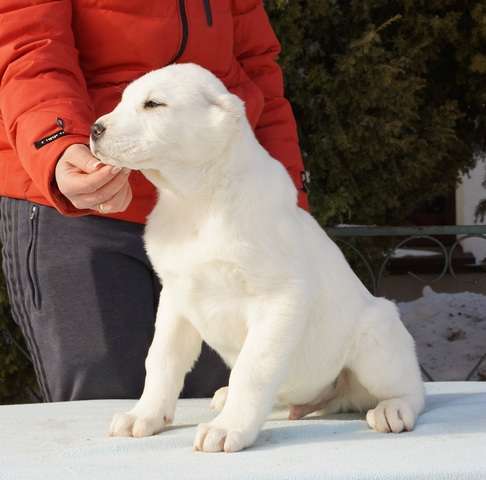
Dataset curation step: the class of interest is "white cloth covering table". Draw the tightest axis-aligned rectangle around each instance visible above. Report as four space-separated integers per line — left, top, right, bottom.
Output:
1 382 485 480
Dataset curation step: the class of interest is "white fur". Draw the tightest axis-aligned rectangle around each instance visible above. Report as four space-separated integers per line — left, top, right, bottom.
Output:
91 64 425 452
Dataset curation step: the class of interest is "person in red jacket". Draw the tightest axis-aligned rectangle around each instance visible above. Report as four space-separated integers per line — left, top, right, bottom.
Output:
0 0 308 402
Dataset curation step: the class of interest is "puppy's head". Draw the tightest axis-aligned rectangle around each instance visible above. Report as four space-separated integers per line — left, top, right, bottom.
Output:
90 64 245 187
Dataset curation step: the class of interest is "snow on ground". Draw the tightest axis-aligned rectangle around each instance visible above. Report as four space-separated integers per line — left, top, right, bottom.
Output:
397 286 486 381
392 248 441 258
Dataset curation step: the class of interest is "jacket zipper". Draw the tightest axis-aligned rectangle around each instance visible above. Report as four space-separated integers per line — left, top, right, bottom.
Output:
170 0 189 63
203 0 213 26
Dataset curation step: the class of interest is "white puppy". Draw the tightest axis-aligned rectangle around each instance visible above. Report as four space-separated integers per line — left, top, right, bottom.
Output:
90 63 425 453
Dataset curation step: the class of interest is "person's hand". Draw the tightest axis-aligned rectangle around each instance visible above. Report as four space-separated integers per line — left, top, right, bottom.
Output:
54 144 132 213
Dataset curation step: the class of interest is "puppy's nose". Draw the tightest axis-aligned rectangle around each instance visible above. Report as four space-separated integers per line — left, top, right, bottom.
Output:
90 122 106 141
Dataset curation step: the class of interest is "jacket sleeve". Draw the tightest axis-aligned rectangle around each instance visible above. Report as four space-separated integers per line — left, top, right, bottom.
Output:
232 0 309 210
0 0 96 214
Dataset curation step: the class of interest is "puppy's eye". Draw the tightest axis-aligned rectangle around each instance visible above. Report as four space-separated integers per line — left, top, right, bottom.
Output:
144 100 167 109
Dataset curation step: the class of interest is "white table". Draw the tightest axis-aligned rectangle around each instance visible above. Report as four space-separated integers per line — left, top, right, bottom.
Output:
1 382 485 480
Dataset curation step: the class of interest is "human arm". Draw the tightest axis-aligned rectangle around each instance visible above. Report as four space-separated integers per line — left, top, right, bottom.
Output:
232 0 309 210
0 0 129 214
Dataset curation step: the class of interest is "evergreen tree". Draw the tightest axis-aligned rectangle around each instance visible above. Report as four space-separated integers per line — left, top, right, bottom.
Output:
267 0 486 225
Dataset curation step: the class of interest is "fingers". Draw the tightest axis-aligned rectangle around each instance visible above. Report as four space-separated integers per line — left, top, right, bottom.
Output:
73 175 133 213
72 168 131 210
55 144 134 213
56 145 127 198
64 164 126 197
96 181 132 214
60 143 105 174
66 146 104 173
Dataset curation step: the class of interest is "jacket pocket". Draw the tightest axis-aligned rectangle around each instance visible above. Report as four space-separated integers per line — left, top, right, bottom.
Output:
26 204 41 309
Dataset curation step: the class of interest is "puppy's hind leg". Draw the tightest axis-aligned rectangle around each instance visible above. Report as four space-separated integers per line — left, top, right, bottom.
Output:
210 386 228 412
288 368 377 420
348 298 425 433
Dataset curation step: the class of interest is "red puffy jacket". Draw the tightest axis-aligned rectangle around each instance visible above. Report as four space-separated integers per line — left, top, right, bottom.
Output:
0 0 308 223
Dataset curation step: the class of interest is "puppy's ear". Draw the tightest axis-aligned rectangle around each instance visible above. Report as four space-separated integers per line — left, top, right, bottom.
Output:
204 89 245 121
214 93 245 119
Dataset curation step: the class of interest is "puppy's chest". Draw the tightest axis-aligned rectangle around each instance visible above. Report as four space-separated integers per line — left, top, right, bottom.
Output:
145 215 252 353
172 260 251 359
176 259 250 316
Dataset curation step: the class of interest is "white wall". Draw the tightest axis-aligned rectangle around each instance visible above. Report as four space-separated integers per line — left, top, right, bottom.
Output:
455 154 486 263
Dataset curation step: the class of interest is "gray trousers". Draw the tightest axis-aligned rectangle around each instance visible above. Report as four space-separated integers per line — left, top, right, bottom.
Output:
0 197 229 402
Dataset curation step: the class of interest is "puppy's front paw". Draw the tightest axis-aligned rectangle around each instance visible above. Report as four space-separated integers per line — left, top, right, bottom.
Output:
366 398 416 433
193 419 257 453
109 411 171 438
